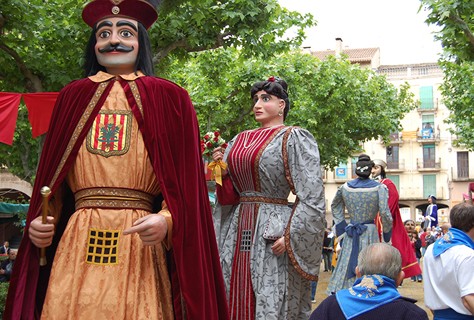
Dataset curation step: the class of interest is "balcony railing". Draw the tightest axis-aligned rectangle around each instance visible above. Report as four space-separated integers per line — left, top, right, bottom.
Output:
417 158 441 171
416 98 439 112
417 129 440 144
386 159 405 171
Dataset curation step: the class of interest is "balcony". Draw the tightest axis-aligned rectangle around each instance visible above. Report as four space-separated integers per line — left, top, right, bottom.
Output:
388 132 403 145
417 128 440 145
416 98 439 113
451 167 472 181
386 159 405 172
417 158 441 171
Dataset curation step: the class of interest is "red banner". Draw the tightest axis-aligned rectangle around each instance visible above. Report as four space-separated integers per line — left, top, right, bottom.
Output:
23 92 59 138
0 93 22 145
0 92 59 145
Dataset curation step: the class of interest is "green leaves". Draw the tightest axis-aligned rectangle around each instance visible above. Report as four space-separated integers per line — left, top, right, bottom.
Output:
421 0 474 149
167 49 415 168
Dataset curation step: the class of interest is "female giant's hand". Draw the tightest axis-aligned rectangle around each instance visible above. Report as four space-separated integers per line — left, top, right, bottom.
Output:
212 147 224 162
271 237 287 256
29 215 55 248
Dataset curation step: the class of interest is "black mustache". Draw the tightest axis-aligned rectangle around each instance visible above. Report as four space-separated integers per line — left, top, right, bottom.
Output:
98 44 134 53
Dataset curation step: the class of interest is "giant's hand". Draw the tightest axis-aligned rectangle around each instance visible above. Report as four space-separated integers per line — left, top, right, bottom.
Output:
29 216 55 248
123 214 168 246
271 237 287 256
212 147 224 162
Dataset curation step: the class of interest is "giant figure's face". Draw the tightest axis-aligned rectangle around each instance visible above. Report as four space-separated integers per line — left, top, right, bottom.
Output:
371 165 382 179
252 90 285 127
94 17 139 75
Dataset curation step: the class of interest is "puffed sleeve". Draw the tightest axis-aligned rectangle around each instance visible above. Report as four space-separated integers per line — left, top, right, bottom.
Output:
378 185 393 241
331 186 347 236
284 128 326 279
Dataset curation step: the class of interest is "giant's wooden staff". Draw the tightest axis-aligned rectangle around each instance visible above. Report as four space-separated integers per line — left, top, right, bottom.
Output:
40 186 51 266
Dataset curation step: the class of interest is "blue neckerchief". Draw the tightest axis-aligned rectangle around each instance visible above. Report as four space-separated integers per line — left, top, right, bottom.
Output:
433 228 474 258
336 275 401 320
347 178 380 188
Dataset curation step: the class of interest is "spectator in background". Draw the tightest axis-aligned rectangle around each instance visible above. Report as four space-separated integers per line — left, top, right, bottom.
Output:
424 202 474 319
420 227 430 256
310 243 429 320
440 223 451 236
404 220 423 282
322 229 334 272
0 241 9 254
0 248 17 282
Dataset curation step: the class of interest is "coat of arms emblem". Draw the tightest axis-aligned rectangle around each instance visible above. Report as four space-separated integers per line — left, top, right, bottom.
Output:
86 110 132 157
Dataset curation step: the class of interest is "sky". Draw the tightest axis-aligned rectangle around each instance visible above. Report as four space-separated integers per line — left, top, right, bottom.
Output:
278 0 443 65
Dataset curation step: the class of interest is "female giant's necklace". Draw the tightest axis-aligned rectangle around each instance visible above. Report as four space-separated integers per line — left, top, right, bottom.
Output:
242 124 284 149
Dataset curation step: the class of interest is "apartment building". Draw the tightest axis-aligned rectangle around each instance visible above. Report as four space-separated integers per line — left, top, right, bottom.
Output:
311 39 474 226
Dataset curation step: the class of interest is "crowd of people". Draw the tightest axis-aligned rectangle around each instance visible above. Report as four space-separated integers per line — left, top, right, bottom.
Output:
1 0 473 319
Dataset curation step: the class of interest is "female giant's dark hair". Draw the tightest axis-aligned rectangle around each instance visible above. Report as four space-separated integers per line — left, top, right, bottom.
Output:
83 22 154 77
250 77 290 120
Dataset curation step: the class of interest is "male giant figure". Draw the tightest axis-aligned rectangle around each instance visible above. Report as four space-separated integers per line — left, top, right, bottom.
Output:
4 0 229 319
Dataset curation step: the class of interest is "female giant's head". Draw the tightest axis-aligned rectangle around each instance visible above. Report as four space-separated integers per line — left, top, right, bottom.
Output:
250 77 290 120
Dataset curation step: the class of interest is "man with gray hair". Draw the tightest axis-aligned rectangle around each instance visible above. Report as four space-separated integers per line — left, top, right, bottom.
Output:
311 243 428 319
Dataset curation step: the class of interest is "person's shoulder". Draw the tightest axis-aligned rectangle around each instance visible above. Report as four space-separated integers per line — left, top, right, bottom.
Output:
309 295 342 320
285 126 319 146
138 76 187 93
59 77 96 94
395 297 429 318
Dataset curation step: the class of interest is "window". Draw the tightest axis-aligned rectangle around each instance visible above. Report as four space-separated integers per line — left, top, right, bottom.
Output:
387 146 399 169
419 86 434 109
351 157 358 179
421 114 434 139
423 175 436 198
387 175 400 191
457 152 469 178
423 144 435 168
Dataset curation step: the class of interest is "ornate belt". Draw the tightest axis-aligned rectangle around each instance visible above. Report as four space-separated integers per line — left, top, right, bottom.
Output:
75 187 155 211
240 196 288 206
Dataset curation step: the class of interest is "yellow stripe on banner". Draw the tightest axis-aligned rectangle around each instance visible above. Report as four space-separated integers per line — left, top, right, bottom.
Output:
402 130 418 139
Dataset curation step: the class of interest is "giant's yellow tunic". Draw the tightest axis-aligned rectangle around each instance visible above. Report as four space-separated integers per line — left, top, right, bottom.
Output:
41 72 173 319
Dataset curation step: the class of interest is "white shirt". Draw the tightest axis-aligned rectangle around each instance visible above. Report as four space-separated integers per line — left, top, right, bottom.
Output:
423 243 474 315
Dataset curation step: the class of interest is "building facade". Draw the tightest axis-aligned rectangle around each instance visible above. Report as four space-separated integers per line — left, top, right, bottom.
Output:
311 40 474 226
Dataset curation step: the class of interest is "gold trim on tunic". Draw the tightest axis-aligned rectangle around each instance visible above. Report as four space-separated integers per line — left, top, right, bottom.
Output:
75 187 155 211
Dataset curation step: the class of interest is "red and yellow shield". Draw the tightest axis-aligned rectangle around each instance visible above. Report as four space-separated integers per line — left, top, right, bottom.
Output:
86 110 132 157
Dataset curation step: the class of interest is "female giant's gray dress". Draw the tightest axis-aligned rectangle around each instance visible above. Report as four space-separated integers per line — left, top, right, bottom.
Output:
327 180 392 294
213 126 326 320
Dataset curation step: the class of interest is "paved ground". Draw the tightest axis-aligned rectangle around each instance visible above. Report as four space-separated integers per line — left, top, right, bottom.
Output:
312 264 433 319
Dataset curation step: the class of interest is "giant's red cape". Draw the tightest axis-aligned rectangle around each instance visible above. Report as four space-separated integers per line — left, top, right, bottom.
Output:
380 178 422 278
4 76 229 320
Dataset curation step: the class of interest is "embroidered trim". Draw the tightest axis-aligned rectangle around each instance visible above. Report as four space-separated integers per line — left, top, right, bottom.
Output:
240 196 288 205
86 110 132 157
50 82 111 187
128 80 144 117
86 229 120 265
75 187 154 211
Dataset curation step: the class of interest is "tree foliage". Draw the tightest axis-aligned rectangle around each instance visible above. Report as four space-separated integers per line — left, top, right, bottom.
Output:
0 0 312 181
0 0 414 179
420 0 474 148
165 49 416 168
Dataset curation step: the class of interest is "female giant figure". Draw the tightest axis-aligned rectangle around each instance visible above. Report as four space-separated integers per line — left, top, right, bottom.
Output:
212 77 326 319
